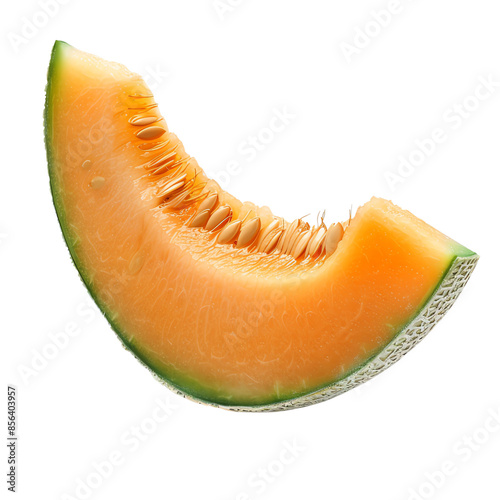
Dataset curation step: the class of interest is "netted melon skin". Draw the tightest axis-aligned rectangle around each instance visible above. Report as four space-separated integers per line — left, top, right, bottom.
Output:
148 254 478 412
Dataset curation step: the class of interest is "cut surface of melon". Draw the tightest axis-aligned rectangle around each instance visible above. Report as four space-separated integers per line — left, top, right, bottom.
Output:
44 42 478 410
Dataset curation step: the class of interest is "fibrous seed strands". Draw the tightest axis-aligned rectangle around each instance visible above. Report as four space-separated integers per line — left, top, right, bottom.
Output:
130 110 345 261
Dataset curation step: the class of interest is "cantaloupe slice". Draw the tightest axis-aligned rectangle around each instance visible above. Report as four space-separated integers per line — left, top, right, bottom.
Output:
44 41 478 411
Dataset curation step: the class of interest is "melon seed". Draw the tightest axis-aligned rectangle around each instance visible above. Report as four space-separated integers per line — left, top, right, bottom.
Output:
81 160 91 169
130 116 158 126
261 229 284 254
308 227 327 257
158 174 187 197
189 209 212 228
128 251 145 275
136 126 166 140
255 218 281 250
304 226 319 257
279 219 300 253
237 217 261 248
198 192 218 213
291 230 312 260
325 223 344 256
285 226 305 256
205 206 232 232
218 220 242 244
165 190 190 209
90 176 105 189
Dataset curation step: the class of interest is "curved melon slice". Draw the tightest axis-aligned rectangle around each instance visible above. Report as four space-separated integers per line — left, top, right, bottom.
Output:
44 41 478 411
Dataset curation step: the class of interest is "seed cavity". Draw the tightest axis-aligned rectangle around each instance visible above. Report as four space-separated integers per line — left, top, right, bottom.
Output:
325 223 344 256
131 104 346 264
136 126 166 140
130 116 158 126
90 176 105 189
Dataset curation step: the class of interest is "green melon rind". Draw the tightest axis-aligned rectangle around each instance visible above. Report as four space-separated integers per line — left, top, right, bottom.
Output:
45 41 479 411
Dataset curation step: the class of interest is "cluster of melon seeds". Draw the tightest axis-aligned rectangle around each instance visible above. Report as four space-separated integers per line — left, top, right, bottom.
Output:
128 99 345 263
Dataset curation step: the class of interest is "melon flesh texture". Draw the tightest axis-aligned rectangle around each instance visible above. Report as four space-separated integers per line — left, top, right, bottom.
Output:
45 42 477 408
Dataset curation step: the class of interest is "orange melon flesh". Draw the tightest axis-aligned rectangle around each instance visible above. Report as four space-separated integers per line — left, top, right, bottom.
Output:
45 42 475 407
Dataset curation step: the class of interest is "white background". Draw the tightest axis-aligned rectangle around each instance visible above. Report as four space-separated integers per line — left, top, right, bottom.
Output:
2 1 500 499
